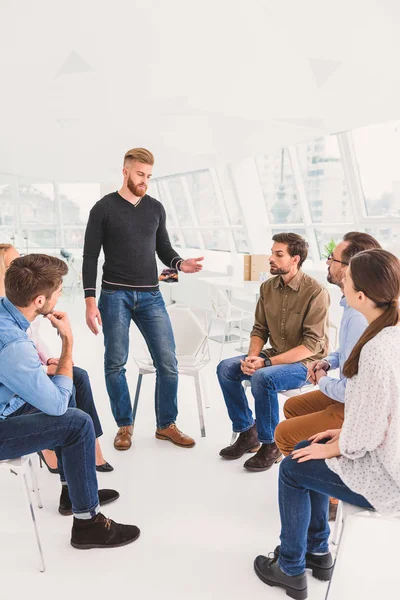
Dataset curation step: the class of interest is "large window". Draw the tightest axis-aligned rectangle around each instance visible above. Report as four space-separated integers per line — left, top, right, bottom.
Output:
297 137 350 224
256 149 302 224
2 119 399 265
352 120 400 218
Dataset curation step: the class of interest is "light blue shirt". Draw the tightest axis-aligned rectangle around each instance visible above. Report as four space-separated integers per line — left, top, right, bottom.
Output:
318 296 367 403
0 297 73 418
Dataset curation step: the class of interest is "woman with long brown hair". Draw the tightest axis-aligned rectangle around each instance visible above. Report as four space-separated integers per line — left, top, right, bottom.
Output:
254 248 400 600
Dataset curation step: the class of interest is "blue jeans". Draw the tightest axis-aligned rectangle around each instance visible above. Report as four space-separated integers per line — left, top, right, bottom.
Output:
278 440 373 576
49 366 103 438
99 289 178 428
216 355 308 443
1 406 99 516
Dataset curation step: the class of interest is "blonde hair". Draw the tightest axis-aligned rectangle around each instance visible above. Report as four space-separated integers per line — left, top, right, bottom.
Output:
0 244 13 297
123 147 154 167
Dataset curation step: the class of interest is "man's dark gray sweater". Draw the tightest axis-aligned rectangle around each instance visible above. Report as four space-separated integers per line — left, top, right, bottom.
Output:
82 192 183 298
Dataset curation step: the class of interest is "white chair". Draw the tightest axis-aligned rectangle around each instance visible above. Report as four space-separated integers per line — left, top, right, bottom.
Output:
132 304 211 437
208 288 254 361
230 380 314 444
326 502 397 599
0 455 45 572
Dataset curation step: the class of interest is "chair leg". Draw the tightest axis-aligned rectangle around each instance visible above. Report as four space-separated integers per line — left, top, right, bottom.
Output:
22 472 46 572
132 373 143 426
194 373 206 438
331 499 343 546
28 457 43 509
218 322 228 363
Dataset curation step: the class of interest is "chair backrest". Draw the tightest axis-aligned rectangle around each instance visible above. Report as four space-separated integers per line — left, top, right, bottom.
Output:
167 305 208 358
209 287 232 320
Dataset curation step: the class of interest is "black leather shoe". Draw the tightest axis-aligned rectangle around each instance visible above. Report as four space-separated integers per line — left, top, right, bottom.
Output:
96 462 114 473
71 512 140 549
243 442 282 471
274 545 333 582
254 553 307 600
59 488 120 516
219 424 260 459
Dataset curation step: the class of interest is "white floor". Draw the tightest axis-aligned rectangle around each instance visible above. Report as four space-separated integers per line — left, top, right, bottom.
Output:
0 296 330 600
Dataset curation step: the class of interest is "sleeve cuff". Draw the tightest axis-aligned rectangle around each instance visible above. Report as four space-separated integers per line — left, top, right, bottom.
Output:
51 374 74 393
84 289 96 298
171 256 184 270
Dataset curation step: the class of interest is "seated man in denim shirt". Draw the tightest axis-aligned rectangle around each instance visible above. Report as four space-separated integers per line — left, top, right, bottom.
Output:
0 253 139 549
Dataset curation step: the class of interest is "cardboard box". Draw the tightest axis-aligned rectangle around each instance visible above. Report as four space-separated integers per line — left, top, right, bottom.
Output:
243 255 251 281
250 255 270 281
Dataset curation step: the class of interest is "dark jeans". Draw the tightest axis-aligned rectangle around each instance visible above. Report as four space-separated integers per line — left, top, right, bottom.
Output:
278 440 373 576
49 367 103 438
1 405 99 516
217 355 308 443
99 289 178 428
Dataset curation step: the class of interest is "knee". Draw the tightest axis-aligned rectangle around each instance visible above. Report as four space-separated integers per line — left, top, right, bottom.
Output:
73 366 89 383
216 357 240 381
294 440 311 450
274 421 293 456
156 358 178 378
283 397 296 419
70 408 95 436
251 368 273 391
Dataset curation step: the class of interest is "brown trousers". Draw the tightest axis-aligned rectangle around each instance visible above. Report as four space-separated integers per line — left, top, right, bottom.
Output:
274 389 345 456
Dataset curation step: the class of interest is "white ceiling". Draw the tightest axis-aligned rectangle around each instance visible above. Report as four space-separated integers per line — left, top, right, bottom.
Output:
1 0 400 182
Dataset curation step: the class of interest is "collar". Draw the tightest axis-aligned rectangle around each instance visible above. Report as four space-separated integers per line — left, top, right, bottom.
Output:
340 295 348 308
1 297 31 331
273 269 304 291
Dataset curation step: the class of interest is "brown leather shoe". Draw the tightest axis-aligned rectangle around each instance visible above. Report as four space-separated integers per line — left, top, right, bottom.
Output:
219 423 260 460
155 424 195 448
114 426 133 451
243 442 282 471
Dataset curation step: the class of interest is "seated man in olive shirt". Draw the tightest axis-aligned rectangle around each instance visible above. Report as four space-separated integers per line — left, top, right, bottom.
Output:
217 233 329 472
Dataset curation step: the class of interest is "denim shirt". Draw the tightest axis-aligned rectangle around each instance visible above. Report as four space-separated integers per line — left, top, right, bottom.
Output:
318 296 367 403
0 297 73 418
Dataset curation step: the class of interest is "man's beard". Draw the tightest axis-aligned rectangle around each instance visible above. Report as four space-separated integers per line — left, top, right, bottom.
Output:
37 300 53 316
270 264 290 276
327 268 341 287
127 177 147 197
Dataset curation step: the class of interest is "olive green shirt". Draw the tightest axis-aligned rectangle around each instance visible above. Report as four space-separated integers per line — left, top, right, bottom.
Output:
250 269 330 365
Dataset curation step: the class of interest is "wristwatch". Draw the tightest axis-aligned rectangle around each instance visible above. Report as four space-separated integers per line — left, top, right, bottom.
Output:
264 356 272 368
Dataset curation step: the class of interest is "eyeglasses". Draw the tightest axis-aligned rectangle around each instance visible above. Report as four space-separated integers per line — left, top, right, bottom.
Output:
327 253 349 266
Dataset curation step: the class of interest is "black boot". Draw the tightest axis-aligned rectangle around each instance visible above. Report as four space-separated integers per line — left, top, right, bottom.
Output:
71 513 140 549
59 487 120 516
254 553 307 600
219 424 260 459
274 545 333 582
243 442 282 472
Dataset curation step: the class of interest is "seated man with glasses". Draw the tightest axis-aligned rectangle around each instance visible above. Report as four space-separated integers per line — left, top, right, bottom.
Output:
275 232 381 515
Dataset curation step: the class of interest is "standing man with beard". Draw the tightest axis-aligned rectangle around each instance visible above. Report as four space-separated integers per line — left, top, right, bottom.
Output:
217 233 330 472
83 148 203 451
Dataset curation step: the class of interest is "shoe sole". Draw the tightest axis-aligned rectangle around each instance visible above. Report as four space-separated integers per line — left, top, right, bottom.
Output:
113 444 131 451
254 561 307 600
155 433 196 448
243 455 283 472
59 495 120 517
219 445 261 460
306 563 333 582
71 529 141 549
